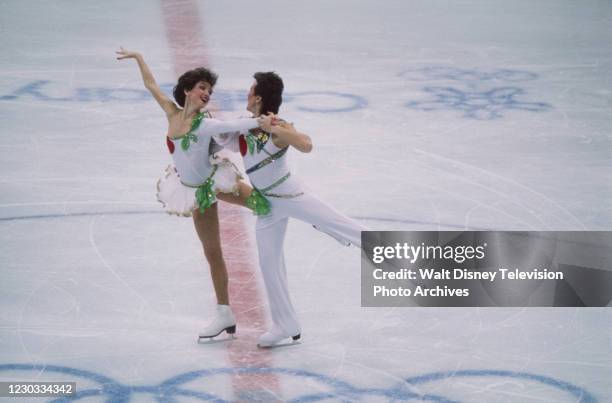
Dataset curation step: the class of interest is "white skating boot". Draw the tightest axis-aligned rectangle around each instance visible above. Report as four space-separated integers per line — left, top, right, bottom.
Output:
257 329 301 348
198 304 236 341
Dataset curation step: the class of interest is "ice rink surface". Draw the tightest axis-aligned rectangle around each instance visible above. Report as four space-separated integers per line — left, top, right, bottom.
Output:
1 0 611 401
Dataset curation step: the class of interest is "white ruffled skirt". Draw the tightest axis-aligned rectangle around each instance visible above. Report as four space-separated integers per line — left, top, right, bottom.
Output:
156 154 242 217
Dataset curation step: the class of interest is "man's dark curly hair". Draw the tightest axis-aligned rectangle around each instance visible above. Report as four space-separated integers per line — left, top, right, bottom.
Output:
173 67 218 107
253 72 284 115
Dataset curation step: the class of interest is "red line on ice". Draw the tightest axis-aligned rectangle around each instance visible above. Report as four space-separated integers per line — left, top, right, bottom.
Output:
161 0 281 400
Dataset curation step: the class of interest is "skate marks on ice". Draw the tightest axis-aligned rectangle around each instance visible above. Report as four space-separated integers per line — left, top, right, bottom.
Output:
0 81 367 114
400 66 551 120
353 147 586 231
0 363 597 402
0 148 586 231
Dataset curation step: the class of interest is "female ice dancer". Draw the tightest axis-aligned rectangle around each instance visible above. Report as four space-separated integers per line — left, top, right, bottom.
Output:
115 48 272 341
218 72 368 347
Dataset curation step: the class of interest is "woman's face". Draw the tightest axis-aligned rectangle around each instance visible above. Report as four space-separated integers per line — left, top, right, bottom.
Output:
247 81 260 113
185 80 212 108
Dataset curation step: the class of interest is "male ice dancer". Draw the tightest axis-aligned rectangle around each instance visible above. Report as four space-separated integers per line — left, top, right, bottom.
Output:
218 72 367 347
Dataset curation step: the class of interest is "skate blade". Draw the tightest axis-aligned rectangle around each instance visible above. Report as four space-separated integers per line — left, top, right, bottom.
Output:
197 334 236 344
257 339 301 349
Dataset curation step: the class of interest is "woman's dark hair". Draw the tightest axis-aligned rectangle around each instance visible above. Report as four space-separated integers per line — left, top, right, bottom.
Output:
253 72 284 114
173 67 218 107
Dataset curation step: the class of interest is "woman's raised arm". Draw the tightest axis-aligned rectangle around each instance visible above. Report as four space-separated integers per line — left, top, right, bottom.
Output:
116 47 177 117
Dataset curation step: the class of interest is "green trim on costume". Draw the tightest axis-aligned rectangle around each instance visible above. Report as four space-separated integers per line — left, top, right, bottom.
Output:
168 111 210 147
245 146 288 174
180 132 197 151
259 172 304 199
245 129 271 155
246 189 271 216
181 164 219 213
180 112 205 151
243 125 299 216
246 172 305 216
260 172 291 193
246 134 255 155
264 191 304 199
195 177 217 213
179 163 218 188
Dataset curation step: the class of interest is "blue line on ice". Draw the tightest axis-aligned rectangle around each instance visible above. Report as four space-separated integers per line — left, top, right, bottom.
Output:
0 210 486 230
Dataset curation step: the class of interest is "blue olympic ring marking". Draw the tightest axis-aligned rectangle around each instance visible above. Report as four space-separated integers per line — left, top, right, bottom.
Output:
399 66 539 83
0 363 597 402
283 91 368 113
403 369 597 403
405 86 551 120
399 66 550 120
213 90 368 113
0 81 367 113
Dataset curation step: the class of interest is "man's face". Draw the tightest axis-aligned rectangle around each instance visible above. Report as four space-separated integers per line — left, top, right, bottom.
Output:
247 82 260 113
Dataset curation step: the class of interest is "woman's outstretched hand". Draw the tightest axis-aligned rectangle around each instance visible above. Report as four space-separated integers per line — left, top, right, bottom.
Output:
115 47 141 60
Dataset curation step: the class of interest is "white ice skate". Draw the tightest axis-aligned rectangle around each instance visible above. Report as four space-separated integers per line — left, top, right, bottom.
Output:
257 330 301 348
312 224 351 246
197 304 236 343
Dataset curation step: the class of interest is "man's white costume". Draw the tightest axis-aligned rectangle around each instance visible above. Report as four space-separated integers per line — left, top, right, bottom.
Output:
220 128 367 346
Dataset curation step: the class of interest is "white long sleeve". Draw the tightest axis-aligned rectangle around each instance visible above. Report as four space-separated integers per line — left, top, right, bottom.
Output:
199 117 258 137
